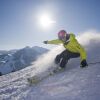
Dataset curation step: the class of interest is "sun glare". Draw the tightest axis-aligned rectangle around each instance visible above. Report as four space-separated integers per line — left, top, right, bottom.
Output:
38 13 56 29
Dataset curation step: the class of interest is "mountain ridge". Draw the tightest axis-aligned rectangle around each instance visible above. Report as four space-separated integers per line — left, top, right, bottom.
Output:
0 46 48 75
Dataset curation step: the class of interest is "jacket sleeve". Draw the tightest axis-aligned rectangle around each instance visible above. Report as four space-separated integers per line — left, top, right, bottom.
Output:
70 33 87 61
76 43 87 61
47 39 63 45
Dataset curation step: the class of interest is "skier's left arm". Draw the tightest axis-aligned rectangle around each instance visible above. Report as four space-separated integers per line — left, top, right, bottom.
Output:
76 44 88 68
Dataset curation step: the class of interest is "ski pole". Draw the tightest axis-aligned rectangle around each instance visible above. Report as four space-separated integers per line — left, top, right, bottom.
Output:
88 61 100 65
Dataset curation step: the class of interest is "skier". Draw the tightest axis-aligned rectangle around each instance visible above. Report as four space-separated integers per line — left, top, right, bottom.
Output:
43 30 88 71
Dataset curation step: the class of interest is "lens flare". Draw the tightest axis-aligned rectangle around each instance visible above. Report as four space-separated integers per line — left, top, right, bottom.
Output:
38 13 56 29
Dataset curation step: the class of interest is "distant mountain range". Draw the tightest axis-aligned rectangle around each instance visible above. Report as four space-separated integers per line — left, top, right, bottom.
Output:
0 46 48 75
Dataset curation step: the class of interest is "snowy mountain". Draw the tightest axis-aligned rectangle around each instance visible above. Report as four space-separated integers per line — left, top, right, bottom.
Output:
0 31 100 100
0 46 48 75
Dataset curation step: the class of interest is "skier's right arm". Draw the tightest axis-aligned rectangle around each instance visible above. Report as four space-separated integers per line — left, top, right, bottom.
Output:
43 39 62 45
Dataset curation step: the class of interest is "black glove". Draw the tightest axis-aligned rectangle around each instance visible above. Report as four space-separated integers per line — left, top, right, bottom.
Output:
43 41 48 44
80 60 88 68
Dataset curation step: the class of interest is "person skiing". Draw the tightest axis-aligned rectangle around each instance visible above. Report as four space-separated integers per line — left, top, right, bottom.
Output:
43 30 88 70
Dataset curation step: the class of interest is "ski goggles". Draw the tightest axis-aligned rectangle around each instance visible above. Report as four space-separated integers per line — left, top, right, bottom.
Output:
58 35 66 40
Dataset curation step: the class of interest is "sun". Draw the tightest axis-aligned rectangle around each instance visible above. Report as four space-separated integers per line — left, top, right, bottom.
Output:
38 13 56 29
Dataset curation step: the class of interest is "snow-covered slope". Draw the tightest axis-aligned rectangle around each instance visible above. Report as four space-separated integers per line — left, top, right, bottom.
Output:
0 31 100 100
0 53 100 100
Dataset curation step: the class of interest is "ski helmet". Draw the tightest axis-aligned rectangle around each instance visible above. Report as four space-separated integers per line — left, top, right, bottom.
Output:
58 30 67 40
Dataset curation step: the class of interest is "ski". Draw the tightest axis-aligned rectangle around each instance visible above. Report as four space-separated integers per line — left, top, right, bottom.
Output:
27 67 65 85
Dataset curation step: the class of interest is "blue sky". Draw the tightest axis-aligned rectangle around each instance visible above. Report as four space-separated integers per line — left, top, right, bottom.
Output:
0 0 100 50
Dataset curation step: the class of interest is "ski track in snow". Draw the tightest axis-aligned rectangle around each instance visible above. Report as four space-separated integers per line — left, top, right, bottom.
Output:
0 63 100 100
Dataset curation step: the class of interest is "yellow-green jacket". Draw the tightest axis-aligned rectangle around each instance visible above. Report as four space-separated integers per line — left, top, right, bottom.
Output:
47 33 87 61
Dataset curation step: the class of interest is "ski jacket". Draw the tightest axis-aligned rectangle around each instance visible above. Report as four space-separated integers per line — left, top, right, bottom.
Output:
47 33 87 61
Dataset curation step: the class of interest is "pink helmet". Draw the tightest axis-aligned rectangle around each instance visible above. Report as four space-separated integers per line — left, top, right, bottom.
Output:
58 30 67 40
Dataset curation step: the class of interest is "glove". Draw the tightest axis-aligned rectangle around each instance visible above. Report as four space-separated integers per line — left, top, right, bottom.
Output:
43 41 48 44
80 60 88 68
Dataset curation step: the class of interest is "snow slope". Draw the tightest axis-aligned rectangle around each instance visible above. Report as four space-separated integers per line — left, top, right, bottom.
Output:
0 58 100 100
0 31 100 100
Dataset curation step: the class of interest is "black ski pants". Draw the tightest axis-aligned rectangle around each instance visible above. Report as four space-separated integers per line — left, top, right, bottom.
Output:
55 49 80 68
